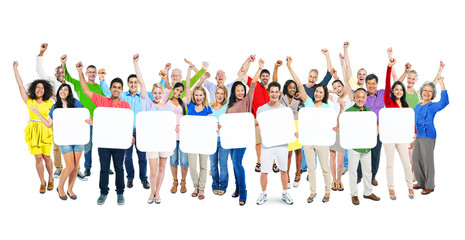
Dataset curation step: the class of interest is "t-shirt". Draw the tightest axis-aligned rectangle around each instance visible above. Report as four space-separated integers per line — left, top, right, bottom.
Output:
211 104 228 121
141 96 172 112
49 98 84 119
247 76 269 118
91 93 131 109
187 101 213 116
303 71 332 99
304 98 330 108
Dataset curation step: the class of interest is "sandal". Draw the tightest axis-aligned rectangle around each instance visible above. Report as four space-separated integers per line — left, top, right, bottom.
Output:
307 193 317 203
213 190 219 195
272 163 279 173
170 179 178 194
255 163 261 172
180 179 187 193
322 194 330 203
198 190 205 200
408 189 414 199
293 175 301 188
191 189 199 197
217 190 225 196
232 192 239 198
389 190 397 200
239 200 246 206
331 182 337 191
337 182 344 191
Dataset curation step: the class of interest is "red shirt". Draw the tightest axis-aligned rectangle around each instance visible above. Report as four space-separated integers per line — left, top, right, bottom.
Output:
91 93 131 109
384 66 401 108
247 76 269 118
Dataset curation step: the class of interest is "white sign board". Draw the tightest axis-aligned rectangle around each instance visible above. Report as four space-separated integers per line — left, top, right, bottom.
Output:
219 112 255 149
53 108 90 145
92 107 134 149
256 107 296 148
298 107 337 146
136 111 177 152
340 111 377 149
179 115 217 154
379 108 415 143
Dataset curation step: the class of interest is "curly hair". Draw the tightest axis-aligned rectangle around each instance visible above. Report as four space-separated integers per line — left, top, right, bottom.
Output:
27 79 54 100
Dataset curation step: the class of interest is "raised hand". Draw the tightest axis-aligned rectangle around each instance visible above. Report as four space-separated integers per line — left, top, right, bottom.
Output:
98 68 106 80
184 58 193 66
188 64 195 71
76 61 83 71
275 60 283 68
330 68 338 79
343 41 350 48
387 47 393 60
133 53 139 63
321 48 329 56
13 61 19 69
202 61 209 70
204 72 211 79
159 70 167 80
339 53 344 61
249 54 256 62
388 58 396 67
437 76 444 84
164 63 171 72
39 43 48 56
404 62 412 73
286 56 293 67
440 60 445 69
258 58 265 69
60 54 67 66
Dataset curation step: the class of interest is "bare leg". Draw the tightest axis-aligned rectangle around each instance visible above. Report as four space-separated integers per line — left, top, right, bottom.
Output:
256 143 261 164
155 157 167 199
43 154 54 183
336 151 344 183
148 157 159 200
34 155 46 185
330 150 337 182
67 151 82 195
295 149 302 178
287 151 293 181
260 173 268 191
280 170 288 190
58 152 75 196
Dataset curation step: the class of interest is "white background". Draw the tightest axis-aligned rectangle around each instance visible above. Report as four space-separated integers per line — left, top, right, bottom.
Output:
1 0 463 239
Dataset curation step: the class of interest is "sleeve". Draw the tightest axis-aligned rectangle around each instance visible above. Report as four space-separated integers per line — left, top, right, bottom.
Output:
320 71 332 86
160 78 166 88
36 56 53 81
384 66 392 105
49 105 56 120
63 64 79 87
205 80 216 95
246 76 253 87
207 106 213 115
162 89 171 104
100 80 111 98
147 91 154 101
91 92 102 107
189 68 206 88
75 99 84 108
246 82 257 106
348 75 358 90
434 90 449 112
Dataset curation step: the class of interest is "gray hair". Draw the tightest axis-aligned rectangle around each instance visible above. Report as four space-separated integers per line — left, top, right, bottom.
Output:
308 69 319 76
172 68 182 76
419 81 437 100
216 70 226 77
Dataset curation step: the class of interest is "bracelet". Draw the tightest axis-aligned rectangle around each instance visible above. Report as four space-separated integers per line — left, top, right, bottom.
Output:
259 68 263 70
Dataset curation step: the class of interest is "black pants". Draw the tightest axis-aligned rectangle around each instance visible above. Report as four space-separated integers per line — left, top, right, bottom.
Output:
98 148 125 195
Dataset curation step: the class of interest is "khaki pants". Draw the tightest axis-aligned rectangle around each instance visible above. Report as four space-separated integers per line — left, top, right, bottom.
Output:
303 145 331 194
188 153 209 191
348 150 372 197
384 143 413 190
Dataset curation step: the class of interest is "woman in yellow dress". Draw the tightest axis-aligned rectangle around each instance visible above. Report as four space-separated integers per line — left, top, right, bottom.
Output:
14 61 55 194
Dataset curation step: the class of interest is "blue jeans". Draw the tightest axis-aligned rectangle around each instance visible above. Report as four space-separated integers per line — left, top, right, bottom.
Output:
170 140 188 168
60 144 84 154
231 148 247 202
98 148 125 195
124 130 147 181
84 125 93 169
210 137 230 191
357 135 382 181
344 149 349 168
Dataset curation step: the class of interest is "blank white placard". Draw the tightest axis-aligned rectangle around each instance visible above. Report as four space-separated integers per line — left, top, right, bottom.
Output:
219 113 255 149
298 107 337 146
256 107 296 148
379 108 415 143
136 111 177 152
179 116 218 154
53 108 90 145
340 111 377 149
92 107 134 149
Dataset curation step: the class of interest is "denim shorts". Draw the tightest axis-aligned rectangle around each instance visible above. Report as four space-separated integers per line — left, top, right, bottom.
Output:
60 144 85 154
170 140 188 168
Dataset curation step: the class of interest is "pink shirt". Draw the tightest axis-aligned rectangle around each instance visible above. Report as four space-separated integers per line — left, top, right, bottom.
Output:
163 90 187 140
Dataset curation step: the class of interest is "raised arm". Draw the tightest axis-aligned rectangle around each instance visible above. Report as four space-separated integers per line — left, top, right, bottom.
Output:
185 64 194 103
433 61 445 84
339 53 348 81
98 68 111 97
387 47 399 82
322 49 333 72
286 56 308 102
184 58 199 73
13 61 28 103
239 54 255 83
273 60 282 82
343 42 353 81
252 59 264 83
197 72 211 86
188 61 208 88
133 53 149 99
385 58 395 104
397 62 412 83
36 43 53 81
76 62 93 99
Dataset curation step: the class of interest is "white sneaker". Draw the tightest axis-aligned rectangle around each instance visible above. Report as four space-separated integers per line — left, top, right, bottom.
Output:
282 192 294 205
256 192 267 205
53 169 62 179
287 182 291 189
293 181 300 188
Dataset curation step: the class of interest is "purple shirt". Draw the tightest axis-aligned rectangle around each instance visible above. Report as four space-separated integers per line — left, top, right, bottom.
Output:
365 89 385 121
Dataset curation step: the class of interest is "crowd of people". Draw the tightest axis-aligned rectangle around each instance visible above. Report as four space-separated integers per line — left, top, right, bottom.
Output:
14 42 449 206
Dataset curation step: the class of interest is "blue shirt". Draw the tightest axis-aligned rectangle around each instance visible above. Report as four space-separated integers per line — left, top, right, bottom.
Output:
304 97 330 108
49 98 84 120
211 104 228 121
414 90 449 139
141 96 172 112
187 101 213 116
100 80 154 129
303 71 332 98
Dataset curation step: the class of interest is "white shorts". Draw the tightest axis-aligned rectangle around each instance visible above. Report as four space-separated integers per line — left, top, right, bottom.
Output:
260 145 288 173
147 151 173 159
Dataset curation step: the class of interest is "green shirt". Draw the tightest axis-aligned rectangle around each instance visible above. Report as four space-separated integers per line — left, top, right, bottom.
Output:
168 68 206 99
345 103 373 153
63 65 106 118
406 91 420 109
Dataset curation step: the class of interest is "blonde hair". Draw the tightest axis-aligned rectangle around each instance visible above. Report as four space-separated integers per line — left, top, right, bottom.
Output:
152 83 165 93
211 85 228 108
192 85 209 107
408 70 418 78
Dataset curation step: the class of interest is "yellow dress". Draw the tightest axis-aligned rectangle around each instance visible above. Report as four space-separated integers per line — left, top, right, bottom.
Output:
288 119 302 151
24 98 53 155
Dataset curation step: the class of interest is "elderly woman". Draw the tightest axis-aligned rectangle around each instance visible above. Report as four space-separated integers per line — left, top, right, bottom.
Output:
412 74 448 195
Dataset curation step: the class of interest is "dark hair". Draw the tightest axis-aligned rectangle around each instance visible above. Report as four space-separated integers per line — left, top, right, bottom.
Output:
366 74 378 84
268 81 281 92
86 65 97 71
110 77 124 88
260 69 270 77
172 82 186 115
332 79 344 87
311 83 328 104
391 81 409 108
355 88 367 94
283 79 299 96
55 84 75 108
127 74 137 82
27 79 54 100
228 81 247 108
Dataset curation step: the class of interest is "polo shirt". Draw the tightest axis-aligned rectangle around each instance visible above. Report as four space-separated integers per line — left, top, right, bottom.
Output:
91 93 131 109
345 104 373 153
